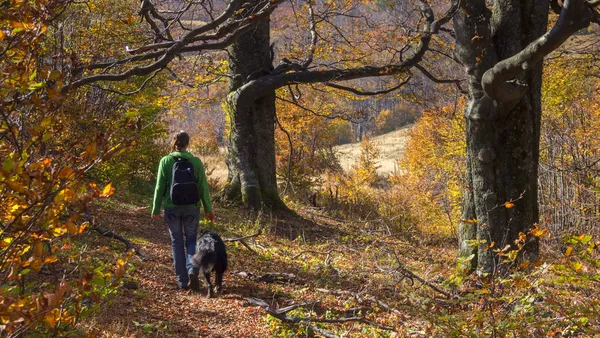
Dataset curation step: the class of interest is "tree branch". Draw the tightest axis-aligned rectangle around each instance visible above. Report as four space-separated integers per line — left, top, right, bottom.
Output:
325 76 411 96
63 0 284 92
230 0 460 112
482 0 593 102
246 297 395 335
415 64 467 94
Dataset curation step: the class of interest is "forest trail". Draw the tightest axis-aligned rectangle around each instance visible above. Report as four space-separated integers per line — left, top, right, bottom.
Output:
84 204 270 337
81 200 455 337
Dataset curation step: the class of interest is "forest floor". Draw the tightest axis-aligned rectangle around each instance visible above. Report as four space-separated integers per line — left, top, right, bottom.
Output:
78 198 456 337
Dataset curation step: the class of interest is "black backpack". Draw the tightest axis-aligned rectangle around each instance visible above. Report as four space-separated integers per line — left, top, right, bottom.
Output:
170 157 200 205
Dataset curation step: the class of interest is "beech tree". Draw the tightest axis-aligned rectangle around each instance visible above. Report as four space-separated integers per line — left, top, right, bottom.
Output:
222 0 459 209
454 0 600 273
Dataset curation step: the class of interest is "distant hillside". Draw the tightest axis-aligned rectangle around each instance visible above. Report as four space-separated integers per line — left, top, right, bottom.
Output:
334 125 412 176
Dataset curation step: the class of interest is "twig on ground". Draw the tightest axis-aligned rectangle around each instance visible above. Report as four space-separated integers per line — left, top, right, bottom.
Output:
315 288 403 317
382 250 452 299
223 228 262 253
84 207 147 259
246 297 395 337
291 249 344 265
235 271 299 283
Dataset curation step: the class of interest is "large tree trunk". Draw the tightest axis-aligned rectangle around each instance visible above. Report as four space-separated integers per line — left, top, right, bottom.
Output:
454 0 549 274
222 14 285 210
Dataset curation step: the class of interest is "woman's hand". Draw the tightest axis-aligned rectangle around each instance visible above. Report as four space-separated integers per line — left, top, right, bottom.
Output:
151 214 162 219
205 212 215 222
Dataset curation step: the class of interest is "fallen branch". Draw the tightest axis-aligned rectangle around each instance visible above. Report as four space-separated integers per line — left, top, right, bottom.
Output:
92 226 147 259
235 271 299 283
291 249 344 265
246 297 395 337
382 250 452 299
84 207 147 259
315 288 403 317
223 229 262 254
223 229 262 242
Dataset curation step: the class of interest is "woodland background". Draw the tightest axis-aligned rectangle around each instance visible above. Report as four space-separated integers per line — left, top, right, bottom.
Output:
1 0 599 336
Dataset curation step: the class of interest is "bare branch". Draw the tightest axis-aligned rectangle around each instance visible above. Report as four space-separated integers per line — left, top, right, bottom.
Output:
415 64 467 94
301 0 318 68
231 0 461 111
64 0 285 92
326 76 411 96
90 67 163 95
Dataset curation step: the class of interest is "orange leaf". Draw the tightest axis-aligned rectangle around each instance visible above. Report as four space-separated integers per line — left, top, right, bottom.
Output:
44 256 58 264
504 202 515 209
30 258 43 272
58 166 73 179
565 246 573 257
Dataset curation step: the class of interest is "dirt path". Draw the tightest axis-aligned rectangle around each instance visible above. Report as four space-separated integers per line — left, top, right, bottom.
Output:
86 205 273 337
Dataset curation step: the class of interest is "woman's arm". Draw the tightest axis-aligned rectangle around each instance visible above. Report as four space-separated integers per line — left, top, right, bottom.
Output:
151 157 167 215
196 159 213 214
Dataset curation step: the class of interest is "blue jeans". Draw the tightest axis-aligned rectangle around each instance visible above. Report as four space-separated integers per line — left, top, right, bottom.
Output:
164 207 200 287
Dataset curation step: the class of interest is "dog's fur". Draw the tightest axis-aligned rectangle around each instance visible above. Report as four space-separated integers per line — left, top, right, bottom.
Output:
191 230 228 297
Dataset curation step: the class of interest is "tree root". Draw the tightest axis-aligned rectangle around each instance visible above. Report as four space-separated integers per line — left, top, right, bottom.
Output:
245 297 394 338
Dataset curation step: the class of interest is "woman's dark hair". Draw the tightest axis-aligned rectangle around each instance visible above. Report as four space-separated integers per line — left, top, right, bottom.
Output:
172 131 190 151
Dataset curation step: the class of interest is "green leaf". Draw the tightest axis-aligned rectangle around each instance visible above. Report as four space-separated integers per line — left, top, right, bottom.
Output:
28 82 45 90
2 158 15 172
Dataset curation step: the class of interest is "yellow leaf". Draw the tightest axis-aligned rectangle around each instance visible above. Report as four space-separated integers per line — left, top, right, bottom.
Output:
504 202 515 209
40 117 52 128
50 226 66 237
54 190 65 204
565 246 574 257
529 223 548 238
44 309 59 328
101 183 114 197
65 222 78 235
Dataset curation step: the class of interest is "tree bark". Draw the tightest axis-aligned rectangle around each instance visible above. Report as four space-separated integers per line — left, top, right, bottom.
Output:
454 0 592 274
222 13 285 210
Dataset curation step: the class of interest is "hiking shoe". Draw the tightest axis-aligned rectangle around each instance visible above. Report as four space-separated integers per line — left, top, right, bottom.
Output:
189 272 200 291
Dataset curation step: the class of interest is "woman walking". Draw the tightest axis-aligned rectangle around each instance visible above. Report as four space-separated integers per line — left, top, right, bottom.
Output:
152 131 215 290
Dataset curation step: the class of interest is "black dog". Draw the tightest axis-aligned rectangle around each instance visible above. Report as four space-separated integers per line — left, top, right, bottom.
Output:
191 230 228 297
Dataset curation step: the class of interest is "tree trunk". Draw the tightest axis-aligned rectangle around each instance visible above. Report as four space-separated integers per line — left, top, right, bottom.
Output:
454 0 549 274
222 14 285 210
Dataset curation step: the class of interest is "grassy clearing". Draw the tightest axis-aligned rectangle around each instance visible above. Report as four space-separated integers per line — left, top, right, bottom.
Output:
334 126 411 176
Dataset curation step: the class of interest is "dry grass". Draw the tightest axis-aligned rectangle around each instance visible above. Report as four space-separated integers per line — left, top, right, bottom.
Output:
334 126 412 176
